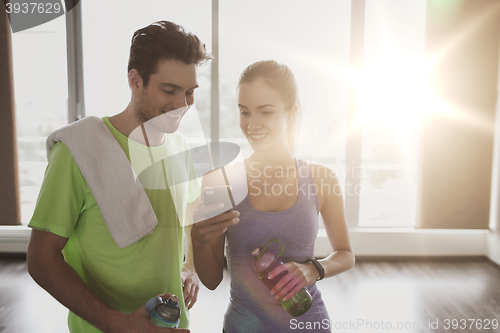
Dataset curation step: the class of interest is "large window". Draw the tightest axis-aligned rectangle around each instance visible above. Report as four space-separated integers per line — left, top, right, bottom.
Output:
359 0 426 226
219 0 425 227
13 16 68 224
14 0 428 228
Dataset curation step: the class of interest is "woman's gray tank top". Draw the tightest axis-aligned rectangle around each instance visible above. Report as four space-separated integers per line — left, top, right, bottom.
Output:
223 159 331 333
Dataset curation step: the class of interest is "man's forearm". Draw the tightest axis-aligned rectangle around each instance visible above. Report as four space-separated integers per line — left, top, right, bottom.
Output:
28 251 122 333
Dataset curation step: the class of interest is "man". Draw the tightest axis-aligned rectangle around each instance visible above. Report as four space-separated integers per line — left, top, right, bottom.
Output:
26 21 231 333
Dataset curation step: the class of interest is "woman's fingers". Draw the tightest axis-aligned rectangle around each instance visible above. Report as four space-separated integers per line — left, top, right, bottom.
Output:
272 274 297 300
197 202 225 217
269 262 308 300
268 263 288 294
191 213 239 244
282 284 304 302
194 208 239 225
201 218 238 234
268 262 288 280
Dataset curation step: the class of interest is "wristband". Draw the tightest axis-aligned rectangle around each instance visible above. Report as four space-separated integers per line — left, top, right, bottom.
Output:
306 258 324 281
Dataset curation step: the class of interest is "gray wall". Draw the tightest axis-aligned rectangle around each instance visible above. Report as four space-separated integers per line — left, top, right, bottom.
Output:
0 10 20 225
419 0 500 229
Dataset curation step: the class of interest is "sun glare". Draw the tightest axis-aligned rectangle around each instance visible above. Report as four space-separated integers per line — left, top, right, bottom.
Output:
357 41 432 146
351 0 500 145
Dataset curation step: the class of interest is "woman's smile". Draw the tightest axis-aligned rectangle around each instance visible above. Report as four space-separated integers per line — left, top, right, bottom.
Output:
247 132 269 141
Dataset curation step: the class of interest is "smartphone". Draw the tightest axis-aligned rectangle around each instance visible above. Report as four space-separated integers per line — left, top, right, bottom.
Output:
203 185 234 214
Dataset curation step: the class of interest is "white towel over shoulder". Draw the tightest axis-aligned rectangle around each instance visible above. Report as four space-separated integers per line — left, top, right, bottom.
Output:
46 116 158 248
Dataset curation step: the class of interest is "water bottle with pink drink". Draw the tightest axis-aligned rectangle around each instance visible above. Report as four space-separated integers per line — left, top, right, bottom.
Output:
252 239 313 317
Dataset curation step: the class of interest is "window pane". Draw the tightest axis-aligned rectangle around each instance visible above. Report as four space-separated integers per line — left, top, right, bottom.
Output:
12 17 68 224
359 0 426 226
81 0 212 143
219 0 351 202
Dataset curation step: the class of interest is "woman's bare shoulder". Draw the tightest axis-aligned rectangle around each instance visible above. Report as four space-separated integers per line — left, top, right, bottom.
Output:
307 163 339 184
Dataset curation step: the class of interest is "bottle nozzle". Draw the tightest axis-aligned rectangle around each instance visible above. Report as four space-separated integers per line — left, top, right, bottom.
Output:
252 248 261 258
168 295 179 306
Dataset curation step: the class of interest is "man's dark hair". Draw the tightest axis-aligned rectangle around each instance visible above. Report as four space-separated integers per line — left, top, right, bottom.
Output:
128 21 213 87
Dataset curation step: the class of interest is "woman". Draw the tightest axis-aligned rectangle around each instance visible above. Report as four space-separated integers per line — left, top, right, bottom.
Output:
191 60 355 332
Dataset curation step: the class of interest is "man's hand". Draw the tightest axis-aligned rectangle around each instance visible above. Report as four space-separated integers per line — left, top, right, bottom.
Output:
181 264 200 309
110 295 190 333
191 202 239 245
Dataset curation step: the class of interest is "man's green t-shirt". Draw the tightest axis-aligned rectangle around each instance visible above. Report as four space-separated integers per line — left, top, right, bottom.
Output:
28 117 199 332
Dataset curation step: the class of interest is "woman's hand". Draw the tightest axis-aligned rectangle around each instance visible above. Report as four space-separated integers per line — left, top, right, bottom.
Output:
267 261 320 301
191 202 239 245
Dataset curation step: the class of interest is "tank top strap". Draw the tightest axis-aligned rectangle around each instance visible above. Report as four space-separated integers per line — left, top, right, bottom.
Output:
296 159 320 212
296 158 311 186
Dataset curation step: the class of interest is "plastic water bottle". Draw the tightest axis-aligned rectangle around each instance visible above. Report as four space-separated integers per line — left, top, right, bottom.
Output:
252 239 313 317
145 294 181 328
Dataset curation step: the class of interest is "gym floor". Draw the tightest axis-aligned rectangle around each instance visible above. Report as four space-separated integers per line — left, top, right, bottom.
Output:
1 255 499 333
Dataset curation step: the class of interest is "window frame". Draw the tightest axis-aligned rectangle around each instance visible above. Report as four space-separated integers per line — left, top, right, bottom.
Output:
4 0 495 261
64 0 404 229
